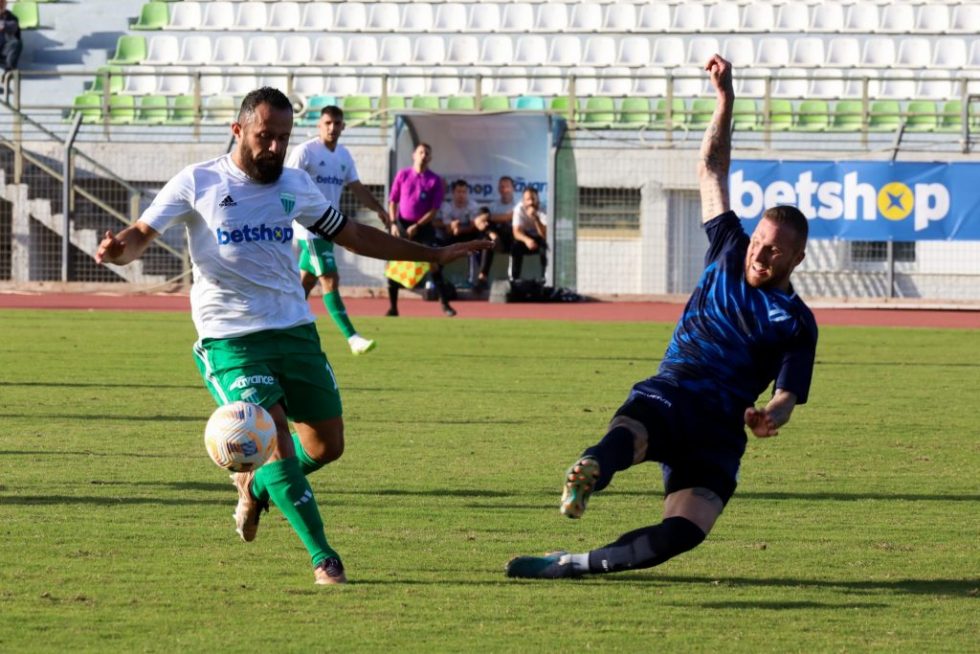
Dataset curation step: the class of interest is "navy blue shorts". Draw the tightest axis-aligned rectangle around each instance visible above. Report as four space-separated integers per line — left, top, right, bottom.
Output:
615 378 746 505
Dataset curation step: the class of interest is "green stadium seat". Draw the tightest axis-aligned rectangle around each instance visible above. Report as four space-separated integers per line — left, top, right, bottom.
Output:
795 100 830 131
831 100 864 132
651 98 686 130
109 94 136 124
132 2 169 30
136 94 168 125
905 100 938 133
446 96 476 111
732 98 759 132
168 95 198 125
410 95 441 110
937 100 962 133
480 95 511 111
342 95 373 123
69 92 102 123
385 96 407 112
582 96 616 127
768 99 794 131
299 94 336 125
11 2 39 29
618 97 651 128
89 65 124 94
549 96 578 120
108 35 147 65
514 96 546 111
688 98 715 129
869 100 902 132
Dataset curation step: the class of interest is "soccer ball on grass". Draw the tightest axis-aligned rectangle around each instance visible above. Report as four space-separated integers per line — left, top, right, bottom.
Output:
204 401 277 472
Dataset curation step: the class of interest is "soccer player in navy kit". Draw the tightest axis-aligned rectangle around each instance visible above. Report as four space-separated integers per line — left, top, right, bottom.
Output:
507 54 818 579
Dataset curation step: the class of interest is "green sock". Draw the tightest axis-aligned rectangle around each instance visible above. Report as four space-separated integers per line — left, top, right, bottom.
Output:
292 432 327 476
251 458 338 566
324 290 357 339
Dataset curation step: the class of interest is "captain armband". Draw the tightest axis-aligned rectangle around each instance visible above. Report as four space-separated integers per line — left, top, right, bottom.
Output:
308 206 348 241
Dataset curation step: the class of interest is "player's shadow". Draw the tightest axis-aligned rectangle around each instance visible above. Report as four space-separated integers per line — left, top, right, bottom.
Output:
0 414 205 422
698 600 886 610
0 381 201 389
0 449 175 458
0 494 224 507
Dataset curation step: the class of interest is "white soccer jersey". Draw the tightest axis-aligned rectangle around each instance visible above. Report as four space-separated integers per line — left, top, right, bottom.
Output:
139 154 347 339
286 139 358 241
513 204 547 236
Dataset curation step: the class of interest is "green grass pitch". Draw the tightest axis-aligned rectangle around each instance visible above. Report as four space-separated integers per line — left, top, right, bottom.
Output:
0 309 977 652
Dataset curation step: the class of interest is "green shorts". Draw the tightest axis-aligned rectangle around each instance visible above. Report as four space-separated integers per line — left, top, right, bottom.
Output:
193 323 342 423
298 237 337 276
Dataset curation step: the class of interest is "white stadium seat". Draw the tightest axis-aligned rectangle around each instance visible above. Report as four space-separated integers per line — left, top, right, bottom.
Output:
825 37 860 68
411 35 447 67
878 71 916 100
243 35 276 66
636 4 670 32
292 69 325 101
843 3 878 33
198 66 224 98
122 66 157 95
435 4 468 32
479 35 514 67
445 36 480 66
569 67 598 97
357 69 385 97
966 41 980 69
860 37 895 67
311 36 345 66
686 37 720 67
201 2 235 31
569 3 603 32
740 4 775 31
143 35 179 65
367 3 400 32
494 67 530 97
650 36 685 68
597 67 633 96
582 36 617 67
168 2 202 30
333 3 368 31
211 36 245 67
389 67 427 97
547 35 582 67
915 5 950 34
790 38 825 68
722 37 755 68
177 36 212 66
345 36 380 67
810 4 844 32
878 4 914 33
533 4 568 33
323 68 358 98
843 69 881 99
775 2 810 33
267 2 301 31
278 36 312 67
260 68 290 95
949 5 980 35
514 36 549 67
808 69 847 99
299 3 333 32
738 67 772 98
755 37 790 68
458 68 492 97
222 67 258 97
705 2 740 32
401 3 434 32
616 36 651 68
895 38 931 69
633 67 667 97
916 71 954 101
467 4 501 32
603 4 636 32
233 2 267 31
427 68 462 98
501 4 534 33
671 4 706 32
527 67 565 97
379 36 413 66
931 38 967 69
772 68 809 98
671 66 706 97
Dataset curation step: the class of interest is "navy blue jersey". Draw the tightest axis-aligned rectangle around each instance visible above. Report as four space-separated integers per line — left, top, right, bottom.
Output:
656 211 817 422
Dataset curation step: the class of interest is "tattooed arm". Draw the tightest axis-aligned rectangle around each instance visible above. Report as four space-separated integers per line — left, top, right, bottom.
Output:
698 54 735 223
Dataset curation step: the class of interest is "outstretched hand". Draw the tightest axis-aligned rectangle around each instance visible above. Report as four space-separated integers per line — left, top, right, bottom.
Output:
434 239 492 266
744 406 779 438
704 54 734 101
95 230 125 265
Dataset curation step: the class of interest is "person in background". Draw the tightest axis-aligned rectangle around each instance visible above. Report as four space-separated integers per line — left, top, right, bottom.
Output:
439 179 486 287
0 0 22 74
509 187 548 281
474 176 518 291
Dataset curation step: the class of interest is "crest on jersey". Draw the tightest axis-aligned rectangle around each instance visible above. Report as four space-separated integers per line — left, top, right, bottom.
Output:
280 192 296 214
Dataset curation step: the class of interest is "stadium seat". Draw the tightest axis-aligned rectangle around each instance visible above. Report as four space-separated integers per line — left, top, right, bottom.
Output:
636 4 670 32
916 71 954 101
688 98 715 129
596 67 632 97
932 38 967 69
722 37 755 68
878 71 916 100
447 96 476 111
672 66 706 98
467 4 501 32
569 3 602 32
435 3 467 32
136 95 169 125
201 2 234 31
773 68 809 98
143 35 179 66
632 67 667 97
89 65 124 94
755 37 790 68
795 99 830 131
108 35 147 65
299 3 332 32
844 69 881 99
495 68 529 97
810 4 844 32
177 36 212 66
732 97 759 131
311 36 345 67
479 35 514 67
527 67 565 97
550 96 579 121
260 68 290 95
869 100 902 131
132 2 169 31
861 38 896 68
790 38 825 68
222 67 257 97
775 2 809 33
168 2 201 30
949 5 980 34
671 4 705 32
278 36 311 68
569 66 599 98
825 37 860 68
243 36 277 67
547 35 582 67
389 67 427 98
740 4 775 31
905 100 939 133
738 67 771 98
686 37 720 67
829 98 868 134
156 66 191 96
501 3 533 32
197 67 224 98
878 4 914 34
292 69 326 103
299 94 336 125
843 2 878 33
401 3 434 31
651 98 685 130
211 36 245 67
379 35 413 66
427 68 462 97
323 68 358 98
203 95 237 124
233 2 267 32
582 37 617 67
346 36 380 67
480 95 511 112
267 2 301 31
808 69 846 99
581 97 616 127
618 96 651 128
333 3 367 31
533 3 568 32
357 70 385 98
705 2 739 33
458 71 494 100
412 35 447 67
10 1 38 30
968 41 980 69
767 99 794 131
915 5 951 33
514 36 548 67
446 36 480 66
169 95 198 125
514 96 547 111
938 100 962 133
650 36 684 68
603 4 636 32
367 3 399 32
895 39 931 69
411 95 442 111
616 36 650 68
109 94 137 125
342 95 374 123
69 93 102 123
121 66 157 96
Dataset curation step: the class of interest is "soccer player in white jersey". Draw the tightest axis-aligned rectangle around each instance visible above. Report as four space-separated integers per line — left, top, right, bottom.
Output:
286 105 389 356
96 88 489 586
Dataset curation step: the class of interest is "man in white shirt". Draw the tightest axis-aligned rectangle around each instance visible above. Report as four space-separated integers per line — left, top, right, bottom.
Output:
510 187 548 280
287 105 389 356
474 176 518 291
437 179 486 285
96 87 488 586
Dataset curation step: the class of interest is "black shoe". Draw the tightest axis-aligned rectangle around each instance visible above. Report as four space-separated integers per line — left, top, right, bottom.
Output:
385 308 399 317
443 305 457 317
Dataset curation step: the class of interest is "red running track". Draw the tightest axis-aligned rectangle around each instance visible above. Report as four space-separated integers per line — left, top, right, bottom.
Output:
1 293 979 329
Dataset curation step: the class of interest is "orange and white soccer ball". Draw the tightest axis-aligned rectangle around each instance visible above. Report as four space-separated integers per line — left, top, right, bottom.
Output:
204 402 277 472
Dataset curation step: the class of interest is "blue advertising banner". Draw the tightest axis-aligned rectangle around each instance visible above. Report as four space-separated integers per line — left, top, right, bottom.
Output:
730 160 980 241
